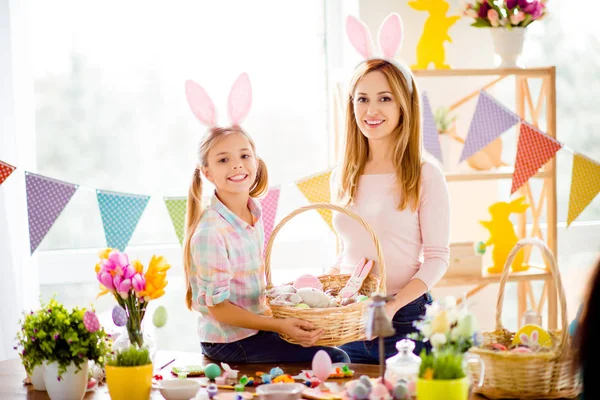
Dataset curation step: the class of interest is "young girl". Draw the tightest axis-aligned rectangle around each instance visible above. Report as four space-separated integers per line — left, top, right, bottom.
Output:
329 14 450 364
182 73 349 364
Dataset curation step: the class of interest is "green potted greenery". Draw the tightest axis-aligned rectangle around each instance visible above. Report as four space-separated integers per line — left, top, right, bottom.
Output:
105 346 153 400
434 106 457 135
16 304 52 391
31 298 109 400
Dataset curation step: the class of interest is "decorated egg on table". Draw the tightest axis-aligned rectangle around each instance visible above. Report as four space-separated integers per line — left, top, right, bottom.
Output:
311 350 333 383
204 363 221 380
112 305 127 327
153 305 168 328
83 310 100 332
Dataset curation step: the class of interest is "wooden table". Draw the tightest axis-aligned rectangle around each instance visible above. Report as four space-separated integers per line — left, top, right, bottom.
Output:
0 351 491 399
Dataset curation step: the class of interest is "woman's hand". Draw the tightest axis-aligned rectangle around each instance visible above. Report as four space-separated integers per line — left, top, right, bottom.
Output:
278 318 323 347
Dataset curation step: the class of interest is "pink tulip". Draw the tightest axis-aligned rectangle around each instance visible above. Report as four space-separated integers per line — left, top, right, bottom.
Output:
108 251 130 277
510 11 526 25
487 9 500 26
99 271 115 290
116 278 132 299
132 273 146 294
123 264 137 279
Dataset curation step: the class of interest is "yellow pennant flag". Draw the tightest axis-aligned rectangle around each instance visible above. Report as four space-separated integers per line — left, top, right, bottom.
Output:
567 153 600 226
296 170 333 231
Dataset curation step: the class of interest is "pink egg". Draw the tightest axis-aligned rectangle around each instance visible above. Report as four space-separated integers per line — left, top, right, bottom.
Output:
311 350 332 383
83 310 100 333
293 274 323 291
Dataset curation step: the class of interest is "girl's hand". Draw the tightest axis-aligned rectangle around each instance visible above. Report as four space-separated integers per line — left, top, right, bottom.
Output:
279 318 323 347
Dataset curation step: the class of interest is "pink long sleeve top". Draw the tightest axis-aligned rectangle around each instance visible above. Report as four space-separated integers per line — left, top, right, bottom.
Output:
331 162 450 294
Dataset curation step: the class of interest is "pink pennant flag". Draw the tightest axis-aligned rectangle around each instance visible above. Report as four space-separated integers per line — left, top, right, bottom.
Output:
260 186 280 256
511 123 562 194
421 92 443 163
460 91 520 163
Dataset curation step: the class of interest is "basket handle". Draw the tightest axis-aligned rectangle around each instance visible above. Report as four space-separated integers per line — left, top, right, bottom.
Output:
264 202 386 294
495 238 569 359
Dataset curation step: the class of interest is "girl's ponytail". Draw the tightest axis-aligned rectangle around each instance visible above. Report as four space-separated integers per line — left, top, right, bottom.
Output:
249 157 269 198
183 168 204 310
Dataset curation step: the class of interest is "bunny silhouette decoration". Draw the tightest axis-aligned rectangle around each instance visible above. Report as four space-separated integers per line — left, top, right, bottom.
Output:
480 197 530 274
409 0 460 69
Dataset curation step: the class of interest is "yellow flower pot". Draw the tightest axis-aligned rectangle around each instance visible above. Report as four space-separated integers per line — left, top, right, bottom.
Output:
416 377 469 400
105 364 153 400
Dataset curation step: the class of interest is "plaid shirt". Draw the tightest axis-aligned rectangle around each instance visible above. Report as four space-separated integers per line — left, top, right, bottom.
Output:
189 193 271 343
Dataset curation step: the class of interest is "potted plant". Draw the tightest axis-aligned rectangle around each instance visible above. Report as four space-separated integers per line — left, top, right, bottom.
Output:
105 346 153 400
409 296 485 400
36 299 110 400
95 248 170 361
15 301 54 391
435 106 457 136
462 0 549 67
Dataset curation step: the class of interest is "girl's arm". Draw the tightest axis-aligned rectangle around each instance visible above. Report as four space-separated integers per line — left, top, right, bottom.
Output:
387 163 450 316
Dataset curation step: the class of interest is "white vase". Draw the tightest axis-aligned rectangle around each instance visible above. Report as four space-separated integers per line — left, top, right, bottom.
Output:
30 364 46 391
43 360 89 400
490 27 526 68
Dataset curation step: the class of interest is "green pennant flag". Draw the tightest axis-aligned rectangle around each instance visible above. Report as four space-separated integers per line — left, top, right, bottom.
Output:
164 197 187 246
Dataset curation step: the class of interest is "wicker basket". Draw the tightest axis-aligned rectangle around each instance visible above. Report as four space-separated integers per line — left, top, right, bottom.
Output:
467 238 582 399
264 203 386 347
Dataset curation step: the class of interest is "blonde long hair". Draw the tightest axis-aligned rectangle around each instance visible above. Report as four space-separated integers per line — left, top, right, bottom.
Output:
183 126 268 310
336 59 422 211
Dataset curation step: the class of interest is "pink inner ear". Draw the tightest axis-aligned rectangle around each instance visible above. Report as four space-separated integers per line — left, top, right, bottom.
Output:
378 13 404 59
345 15 373 59
227 73 252 126
185 80 217 127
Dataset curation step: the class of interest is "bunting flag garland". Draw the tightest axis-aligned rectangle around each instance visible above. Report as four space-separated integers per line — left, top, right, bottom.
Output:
421 92 443 163
0 161 16 186
259 186 281 254
25 172 78 254
567 154 600 227
511 122 563 194
97 190 150 251
164 197 187 246
295 170 334 231
460 91 520 162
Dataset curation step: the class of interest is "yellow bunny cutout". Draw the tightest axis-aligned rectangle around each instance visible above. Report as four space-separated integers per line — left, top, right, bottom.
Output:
409 0 460 69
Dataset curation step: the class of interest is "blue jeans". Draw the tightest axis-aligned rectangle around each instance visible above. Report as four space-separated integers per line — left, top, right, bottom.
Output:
201 331 350 364
340 293 432 364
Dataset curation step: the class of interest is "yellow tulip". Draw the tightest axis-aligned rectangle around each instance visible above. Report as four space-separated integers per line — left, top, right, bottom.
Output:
431 310 450 334
98 248 113 260
131 260 144 274
138 255 170 301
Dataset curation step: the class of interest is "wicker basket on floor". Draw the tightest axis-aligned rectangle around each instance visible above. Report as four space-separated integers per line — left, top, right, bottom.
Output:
264 203 386 347
467 238 582 399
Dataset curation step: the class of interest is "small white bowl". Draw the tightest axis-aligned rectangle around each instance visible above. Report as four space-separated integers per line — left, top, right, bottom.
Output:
158 379 201 400
255 383 306 400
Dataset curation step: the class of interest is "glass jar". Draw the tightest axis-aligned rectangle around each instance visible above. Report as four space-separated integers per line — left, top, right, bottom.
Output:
385 339 421 395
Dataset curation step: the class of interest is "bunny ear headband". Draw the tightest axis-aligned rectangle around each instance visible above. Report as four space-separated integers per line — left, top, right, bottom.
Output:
345 13 413 94
185 72 253 128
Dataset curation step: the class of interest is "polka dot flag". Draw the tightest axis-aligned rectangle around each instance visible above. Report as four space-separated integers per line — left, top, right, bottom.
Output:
96 189 150 251
295 170 334 231
259 186 280 255
567 153 600 227
164 197 187 246
0 160 16 186
460 91 520 163
511 122 563 194
25 172 78 254
422 92 443 164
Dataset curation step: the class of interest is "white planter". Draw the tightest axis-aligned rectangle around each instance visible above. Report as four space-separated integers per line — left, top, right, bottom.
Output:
43 360 89 400
490 27 526 68
30 364 46 391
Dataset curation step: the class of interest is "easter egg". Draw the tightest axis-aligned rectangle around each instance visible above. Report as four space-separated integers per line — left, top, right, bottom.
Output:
83 310 100 332
358 375 372 389
112 305 127 327
351 382 370 399
512 324 553 348
311 350 332 383
356 295 369 302
295 303 310 309
475 241 486 255
204 363 221 380
393 381 409 399
152 305 168 328
293 274 323 291
269 367 283 378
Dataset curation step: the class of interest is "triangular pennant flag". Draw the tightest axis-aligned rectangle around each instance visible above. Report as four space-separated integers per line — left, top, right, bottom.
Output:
164 197 187 246
259 186 280 255
511 123 563 194
460 91 520 163
25 172 78 254
421 92 443 163
296 170 334 231
0 160 16 186
567 153 600 226
96 190 150 251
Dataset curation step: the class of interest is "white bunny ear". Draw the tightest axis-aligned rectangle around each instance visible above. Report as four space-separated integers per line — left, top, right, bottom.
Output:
345 15 374 59
185 80 217 127
378 13 404 59
227 73 252 126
